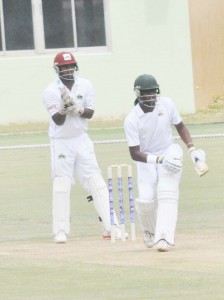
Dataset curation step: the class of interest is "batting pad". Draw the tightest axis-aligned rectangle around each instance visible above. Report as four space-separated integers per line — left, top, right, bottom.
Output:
154 174 179 245
89 174 113 232
135 198 157 235
53 176 71 235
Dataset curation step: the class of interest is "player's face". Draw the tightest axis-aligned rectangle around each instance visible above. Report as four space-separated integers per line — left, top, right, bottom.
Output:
139 89 157 107
59 63 76 81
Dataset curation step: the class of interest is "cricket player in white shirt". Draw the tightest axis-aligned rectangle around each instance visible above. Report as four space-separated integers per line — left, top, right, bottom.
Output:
43 51 123 243
124 74 209 252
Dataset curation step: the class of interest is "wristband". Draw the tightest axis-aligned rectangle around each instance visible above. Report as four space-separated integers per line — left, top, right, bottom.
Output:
146 154 157 164
188 146 196 153
186 142 194 147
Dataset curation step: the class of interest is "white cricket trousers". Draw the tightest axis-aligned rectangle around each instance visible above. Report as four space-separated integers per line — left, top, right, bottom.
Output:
136 143 183 201
50 132 101 192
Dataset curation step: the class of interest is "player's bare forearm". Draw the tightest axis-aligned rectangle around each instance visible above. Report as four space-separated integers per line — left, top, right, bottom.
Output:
176 122 209 177
52 108 93 125
175 122 194 148
80 108 94 119
52 112 66 125
129 146 148 163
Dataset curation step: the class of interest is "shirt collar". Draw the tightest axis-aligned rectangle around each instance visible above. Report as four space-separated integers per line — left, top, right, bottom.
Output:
134 102 162 117
134 103 145 117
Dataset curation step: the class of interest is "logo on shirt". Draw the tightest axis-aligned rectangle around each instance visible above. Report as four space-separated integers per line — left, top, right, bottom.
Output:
77 94 83 100
48 104 57 111
58 153 66 159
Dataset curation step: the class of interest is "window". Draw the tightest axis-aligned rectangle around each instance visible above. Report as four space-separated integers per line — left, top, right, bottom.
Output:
75 0 106 47
0 0 109 54
2 0 34 51
42 0 74 49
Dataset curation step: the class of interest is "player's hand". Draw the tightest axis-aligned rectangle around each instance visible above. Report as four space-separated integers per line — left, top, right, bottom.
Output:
59 86 84 116
158 155 182 174
188 147 209 177
65 102 84 116
59 86 73 114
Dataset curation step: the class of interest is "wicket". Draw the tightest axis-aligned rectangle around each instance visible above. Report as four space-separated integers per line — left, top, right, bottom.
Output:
107 164 136 243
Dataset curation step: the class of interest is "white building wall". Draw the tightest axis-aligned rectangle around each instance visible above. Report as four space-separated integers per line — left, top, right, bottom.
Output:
0 0 194 124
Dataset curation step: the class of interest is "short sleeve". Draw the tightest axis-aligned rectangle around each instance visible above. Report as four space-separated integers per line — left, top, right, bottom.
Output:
124 115 140 147
43 88 60 117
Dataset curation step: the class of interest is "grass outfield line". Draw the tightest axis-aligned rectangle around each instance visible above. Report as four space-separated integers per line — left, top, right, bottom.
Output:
0 122 223 148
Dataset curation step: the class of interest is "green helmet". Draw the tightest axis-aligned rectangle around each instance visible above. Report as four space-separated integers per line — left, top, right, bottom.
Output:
134 74 160 95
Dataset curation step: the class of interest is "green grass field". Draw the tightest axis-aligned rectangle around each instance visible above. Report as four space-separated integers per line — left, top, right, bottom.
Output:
0 123 224 299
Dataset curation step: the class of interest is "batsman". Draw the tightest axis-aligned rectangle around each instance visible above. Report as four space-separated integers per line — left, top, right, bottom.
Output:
124 74 209 252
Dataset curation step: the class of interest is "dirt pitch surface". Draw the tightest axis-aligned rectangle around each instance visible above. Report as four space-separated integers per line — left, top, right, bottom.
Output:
1 232 223 272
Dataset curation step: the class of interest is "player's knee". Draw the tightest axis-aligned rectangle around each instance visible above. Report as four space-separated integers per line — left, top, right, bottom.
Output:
138 189 155 201
157 175 179 202
135 198 157 215
53 176 71 193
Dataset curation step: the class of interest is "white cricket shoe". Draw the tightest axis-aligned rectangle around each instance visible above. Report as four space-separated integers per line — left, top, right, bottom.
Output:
156 239 170 252
54 231 67 243
103 226 129 240
143 231 154 248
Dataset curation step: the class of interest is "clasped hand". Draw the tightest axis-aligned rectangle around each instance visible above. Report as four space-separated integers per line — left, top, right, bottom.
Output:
59 86 84 116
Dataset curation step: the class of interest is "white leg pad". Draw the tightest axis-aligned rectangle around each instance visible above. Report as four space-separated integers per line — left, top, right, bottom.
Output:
154 174 179 245
112 211 119 227
89 174 112 232
135 198 157 234
53 176 71 235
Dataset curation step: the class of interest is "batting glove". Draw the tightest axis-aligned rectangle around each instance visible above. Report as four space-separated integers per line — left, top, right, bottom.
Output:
147 154 182 174
161 155 182 174
188 147 209 177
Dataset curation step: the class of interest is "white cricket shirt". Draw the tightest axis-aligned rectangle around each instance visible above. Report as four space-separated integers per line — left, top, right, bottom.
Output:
124 97 182 155
43 76 95 138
